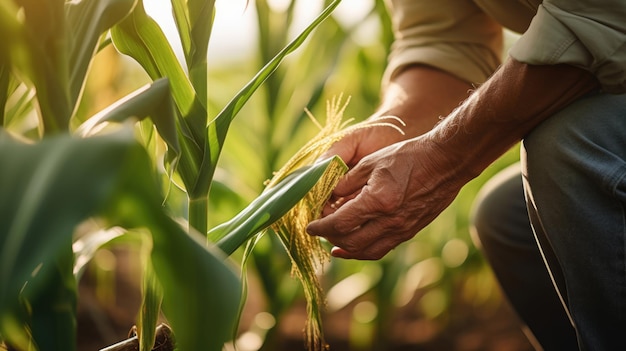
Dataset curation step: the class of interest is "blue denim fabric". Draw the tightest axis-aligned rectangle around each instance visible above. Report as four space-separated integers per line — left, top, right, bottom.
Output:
471 164 578 350
471 91 626 350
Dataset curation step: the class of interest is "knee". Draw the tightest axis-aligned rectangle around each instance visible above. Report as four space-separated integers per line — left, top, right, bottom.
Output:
470 164 528 251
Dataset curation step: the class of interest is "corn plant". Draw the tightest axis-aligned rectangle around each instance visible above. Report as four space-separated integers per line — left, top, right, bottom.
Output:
222 1 399 349
217 2 522 350
0 0 346 350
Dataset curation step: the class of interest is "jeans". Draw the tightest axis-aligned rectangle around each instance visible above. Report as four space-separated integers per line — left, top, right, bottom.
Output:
470 91 626 350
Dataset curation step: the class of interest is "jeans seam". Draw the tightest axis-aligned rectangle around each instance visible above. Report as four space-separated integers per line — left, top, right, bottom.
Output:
604 162 626 197
610 165 626 323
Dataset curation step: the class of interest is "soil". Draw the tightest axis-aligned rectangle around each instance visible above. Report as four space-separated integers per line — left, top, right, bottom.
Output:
77 248 535 351
270 290 534 351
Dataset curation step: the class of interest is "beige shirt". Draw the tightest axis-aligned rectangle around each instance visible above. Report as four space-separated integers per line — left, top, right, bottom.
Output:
384 0 626 93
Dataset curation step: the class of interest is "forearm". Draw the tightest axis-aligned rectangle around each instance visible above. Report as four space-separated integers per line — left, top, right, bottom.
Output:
332 65 474 167
373 65 474 140
428 57 599 182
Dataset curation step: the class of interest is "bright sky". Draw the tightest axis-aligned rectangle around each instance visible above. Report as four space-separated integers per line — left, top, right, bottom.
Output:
144 0 377 65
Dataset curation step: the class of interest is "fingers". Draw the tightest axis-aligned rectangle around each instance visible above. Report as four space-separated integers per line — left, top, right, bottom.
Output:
308 186 418 260
308 194 370 239
330 239 396 260
308 141 427 260
331 158 376 199
317 157 373 219
315 214 414 260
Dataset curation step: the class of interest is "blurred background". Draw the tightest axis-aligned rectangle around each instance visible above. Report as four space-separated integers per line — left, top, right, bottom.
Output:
75 0 532 350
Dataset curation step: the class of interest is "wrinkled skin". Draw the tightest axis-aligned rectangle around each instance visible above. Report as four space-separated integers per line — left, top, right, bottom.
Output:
307 58 598 260
315 137 462 260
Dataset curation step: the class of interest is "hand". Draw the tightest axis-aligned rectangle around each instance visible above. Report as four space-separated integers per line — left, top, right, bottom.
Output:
318 117 407 219
307 136 465 260
324 117 408 168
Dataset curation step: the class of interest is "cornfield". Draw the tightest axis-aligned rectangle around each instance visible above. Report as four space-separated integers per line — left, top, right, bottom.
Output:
0 0 527 350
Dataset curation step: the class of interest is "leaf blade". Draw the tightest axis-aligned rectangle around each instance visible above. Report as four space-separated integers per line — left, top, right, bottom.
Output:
0 129 240 350
196 0 343 199
211 156 345 255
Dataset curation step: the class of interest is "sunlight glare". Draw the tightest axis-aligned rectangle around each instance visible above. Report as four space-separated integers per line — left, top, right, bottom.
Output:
267 0 291 12
145 0 379 65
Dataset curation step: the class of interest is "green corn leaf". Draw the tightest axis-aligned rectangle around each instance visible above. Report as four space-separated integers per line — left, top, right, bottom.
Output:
187 0 214 69
0 129 240 350
0 130 137 349
151 224 241 351
0 2 36 86
111 0 206 141
254 0 296 120
209 0 342 146
138 258 163 351
27 245 77 351
210 156 345 256
228 233 262 343
96 131 242 351
1 0 136 133
0 65 9 125
75 78 181 167
197 0 342 200
185 0 214 105
269 17 347 147
13 0 71 133
3 83 38 138
170 0 192 59
111 0 209 196
65 0 137 111
170 0 215 107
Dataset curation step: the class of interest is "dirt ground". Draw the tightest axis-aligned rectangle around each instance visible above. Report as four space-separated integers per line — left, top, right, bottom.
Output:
271 292 534 351
77 249 535 351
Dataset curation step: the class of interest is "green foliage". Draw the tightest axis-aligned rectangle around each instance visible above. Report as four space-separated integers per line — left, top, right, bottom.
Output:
0 130 241 350
0 0 345 350
206 2 398 349
210 156 346 255
208 2 522 350
0 0 521 349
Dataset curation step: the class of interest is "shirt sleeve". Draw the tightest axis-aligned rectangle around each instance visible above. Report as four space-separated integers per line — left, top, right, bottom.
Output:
509 0 626 93
383 0 503 88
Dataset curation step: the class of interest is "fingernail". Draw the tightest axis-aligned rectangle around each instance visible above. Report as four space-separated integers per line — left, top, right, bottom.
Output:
330 246 342 255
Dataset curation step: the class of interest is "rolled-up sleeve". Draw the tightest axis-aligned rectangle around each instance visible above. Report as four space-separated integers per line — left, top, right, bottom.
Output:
383 0 503 87
510 0 626 93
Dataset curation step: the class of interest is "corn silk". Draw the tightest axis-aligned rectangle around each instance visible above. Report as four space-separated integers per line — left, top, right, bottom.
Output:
265 94 404 351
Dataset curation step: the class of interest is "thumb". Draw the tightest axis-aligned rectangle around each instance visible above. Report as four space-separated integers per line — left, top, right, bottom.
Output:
332 160 372 198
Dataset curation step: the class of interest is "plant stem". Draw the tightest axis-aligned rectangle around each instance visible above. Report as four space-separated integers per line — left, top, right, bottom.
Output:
188 196 208 235
99 324 175 351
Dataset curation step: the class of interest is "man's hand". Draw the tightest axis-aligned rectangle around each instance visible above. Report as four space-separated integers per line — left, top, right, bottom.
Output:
323 120 406 169
317 65 474 224
308 136 464 260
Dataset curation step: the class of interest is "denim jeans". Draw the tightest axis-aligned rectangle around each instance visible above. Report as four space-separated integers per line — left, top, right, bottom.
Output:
471 91 626 350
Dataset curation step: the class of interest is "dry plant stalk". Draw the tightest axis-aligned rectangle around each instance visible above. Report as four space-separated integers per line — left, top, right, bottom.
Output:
265 94 404 351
